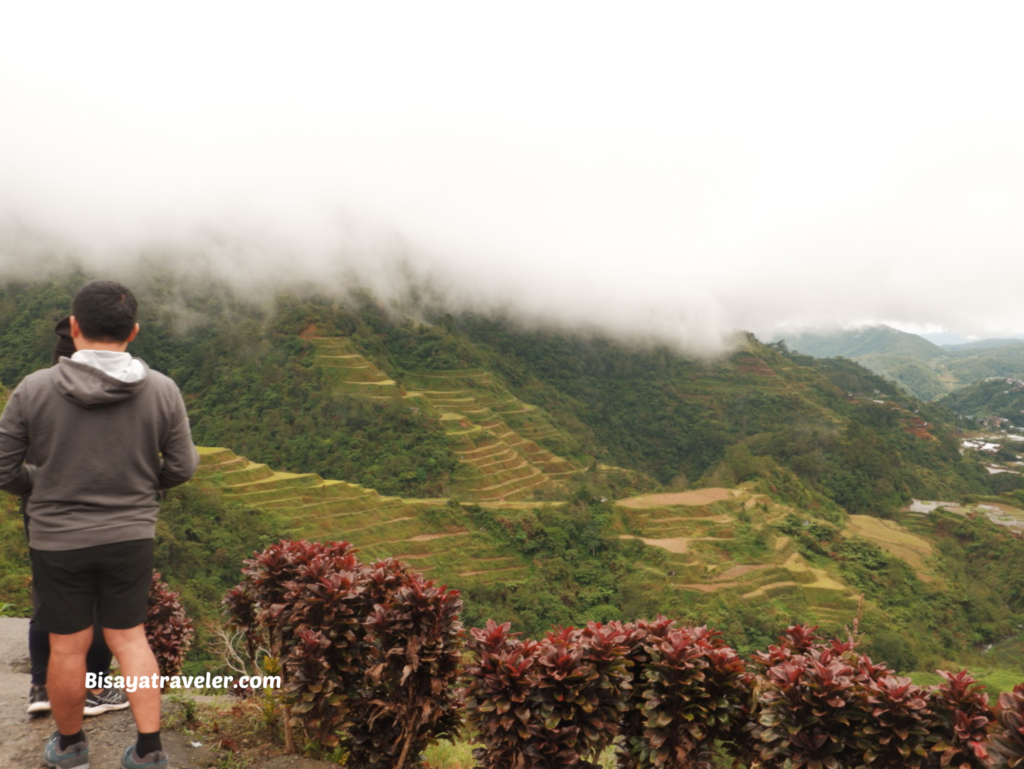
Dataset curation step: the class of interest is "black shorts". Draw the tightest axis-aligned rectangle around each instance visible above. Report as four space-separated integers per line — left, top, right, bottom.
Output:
30 539 153 635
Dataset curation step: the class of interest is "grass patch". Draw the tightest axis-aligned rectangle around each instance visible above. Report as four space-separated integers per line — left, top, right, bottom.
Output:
973 668 1024 694
909 668 1024 695
423 740 480 769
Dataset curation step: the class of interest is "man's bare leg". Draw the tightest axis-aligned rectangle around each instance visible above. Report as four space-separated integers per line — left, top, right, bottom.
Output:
49 627 93 736
103 624 161 732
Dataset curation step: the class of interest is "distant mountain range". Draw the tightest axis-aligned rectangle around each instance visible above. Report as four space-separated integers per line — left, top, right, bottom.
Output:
779 325 1024 402
941 338 1024 352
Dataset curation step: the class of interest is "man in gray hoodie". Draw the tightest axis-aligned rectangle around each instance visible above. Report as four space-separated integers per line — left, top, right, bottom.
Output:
0 280 199 769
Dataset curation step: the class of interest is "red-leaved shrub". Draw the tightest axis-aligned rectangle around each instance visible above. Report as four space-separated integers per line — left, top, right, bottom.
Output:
858 675 932 768
632 626 749 769
991 683 1024 769
616 617 675 769
225 557 1019 769
224 539 464 767
145 572 195 678
347 574 465 769
926 669 992 769
746 625 1000 769
224 539 369 748
463 619 541 769
463 620 633 769
753 650 867 769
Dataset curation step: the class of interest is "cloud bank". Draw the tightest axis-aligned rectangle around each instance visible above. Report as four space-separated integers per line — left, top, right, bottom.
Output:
3 2 1024 351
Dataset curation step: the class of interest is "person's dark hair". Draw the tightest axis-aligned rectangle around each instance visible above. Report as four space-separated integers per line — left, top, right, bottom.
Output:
71 280 138 342
52 316 75 364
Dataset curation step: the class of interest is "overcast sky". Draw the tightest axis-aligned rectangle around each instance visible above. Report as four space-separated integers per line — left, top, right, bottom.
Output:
2 2 1023 351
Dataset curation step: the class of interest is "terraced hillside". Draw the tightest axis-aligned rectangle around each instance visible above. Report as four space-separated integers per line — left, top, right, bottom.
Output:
189 446 871 636
616 487 862 627
308 336 583 501
193 446 530 585
193 445 873 630
309 336 404 398
401 369 580 501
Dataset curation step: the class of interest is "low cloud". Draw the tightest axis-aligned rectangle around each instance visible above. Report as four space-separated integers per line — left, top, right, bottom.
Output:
3 3 1024 351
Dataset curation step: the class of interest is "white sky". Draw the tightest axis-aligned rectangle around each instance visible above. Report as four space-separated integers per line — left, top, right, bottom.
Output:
2 2 1023 351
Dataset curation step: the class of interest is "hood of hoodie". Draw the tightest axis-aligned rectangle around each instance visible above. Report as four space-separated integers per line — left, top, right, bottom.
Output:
53 357 150 408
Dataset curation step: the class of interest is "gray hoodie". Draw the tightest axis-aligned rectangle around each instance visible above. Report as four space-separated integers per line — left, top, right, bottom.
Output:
0 357 199 551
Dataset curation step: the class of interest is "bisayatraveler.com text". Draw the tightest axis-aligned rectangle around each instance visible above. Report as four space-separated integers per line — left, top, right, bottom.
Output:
86 673 281 691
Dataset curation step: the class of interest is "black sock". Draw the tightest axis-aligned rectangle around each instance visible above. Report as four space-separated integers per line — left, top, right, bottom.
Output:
58 730 85 750
136 730 162 757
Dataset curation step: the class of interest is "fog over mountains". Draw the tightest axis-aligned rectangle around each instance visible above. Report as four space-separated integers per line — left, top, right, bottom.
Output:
3 3 1024 352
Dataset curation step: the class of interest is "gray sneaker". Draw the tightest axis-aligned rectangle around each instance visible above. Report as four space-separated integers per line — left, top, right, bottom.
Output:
121 745 168 768
84 686 130 716
43 731 90 768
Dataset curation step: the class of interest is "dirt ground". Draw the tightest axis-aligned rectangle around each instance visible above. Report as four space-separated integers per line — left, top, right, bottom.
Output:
617 488 734 509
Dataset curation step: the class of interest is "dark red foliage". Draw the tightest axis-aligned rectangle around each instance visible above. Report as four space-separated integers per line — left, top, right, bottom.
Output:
633 626 749 769
348 575 465 769
531 623 632 768
226 559 1018 769
287 627 343 745
749 623 824 673
464 620 632 769
926 670 992 769
364 557 418 606
225 539 372 748
224 539 464 766
748 625 893 769
616 618 675 769
463 620 542 769
145 572 195 678
754 652 866 769
991 683 1024 769
858 675 932 768
745 625 1003 769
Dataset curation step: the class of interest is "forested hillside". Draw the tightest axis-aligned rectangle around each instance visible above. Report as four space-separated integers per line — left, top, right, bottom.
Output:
1 272 1024 684
458 316 989 510
0 275 991 510
783 324 1024 401
940 377 1024 427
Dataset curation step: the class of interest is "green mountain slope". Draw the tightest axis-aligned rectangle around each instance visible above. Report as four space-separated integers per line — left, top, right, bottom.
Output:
2 273 1024 677
944 343 1024 384
839 354 949 402
939 377 1024 426
457 317 988 512
783 326 1024 401
0 277 996 517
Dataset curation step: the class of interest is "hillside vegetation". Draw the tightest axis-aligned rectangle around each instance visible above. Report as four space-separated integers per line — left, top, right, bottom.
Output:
783 324 1024 401
940 377 1024 426
1 273 1023 682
